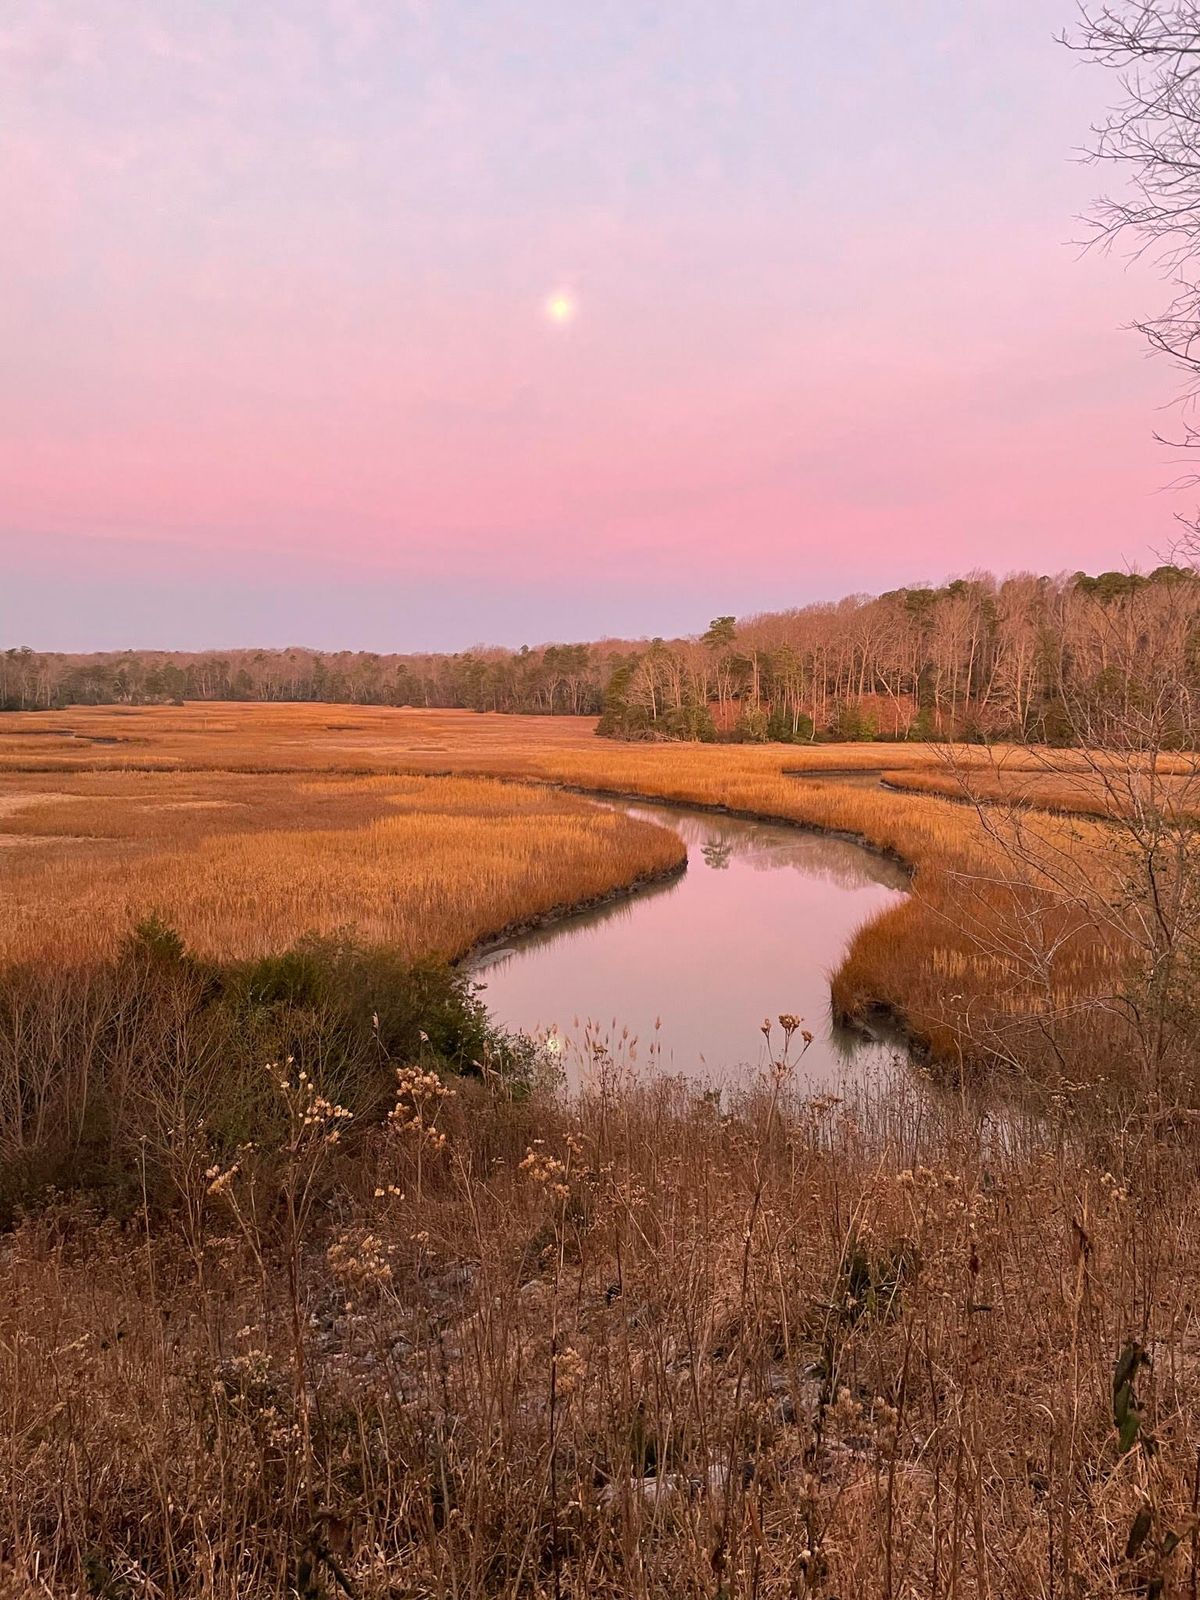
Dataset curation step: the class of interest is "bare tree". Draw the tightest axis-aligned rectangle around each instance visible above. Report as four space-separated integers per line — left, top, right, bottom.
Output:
935 564 1200 1107
1068 3 1200 481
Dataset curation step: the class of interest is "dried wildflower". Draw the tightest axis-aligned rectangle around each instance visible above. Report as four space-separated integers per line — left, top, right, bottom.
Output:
327 1232 393 1291
519 1146 570 1198
554 1345 586 1398
206 1162 240 1197
831 1386 864 1433
871 1399 899 1452
268 1061 353 1147
389 1065 455 1152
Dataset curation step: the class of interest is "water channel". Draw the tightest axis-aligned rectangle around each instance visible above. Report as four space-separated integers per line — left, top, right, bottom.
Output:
472 796 910 1089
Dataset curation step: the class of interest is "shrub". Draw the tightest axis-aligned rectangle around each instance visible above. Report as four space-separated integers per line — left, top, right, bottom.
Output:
832 702 878 741
766 706 814 743
0 925 524 1215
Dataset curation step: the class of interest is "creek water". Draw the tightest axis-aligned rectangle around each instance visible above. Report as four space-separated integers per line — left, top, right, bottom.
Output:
472 797 911 1089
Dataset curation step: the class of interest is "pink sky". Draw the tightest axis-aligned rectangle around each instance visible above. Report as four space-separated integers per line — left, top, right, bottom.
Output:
0 0 1183 650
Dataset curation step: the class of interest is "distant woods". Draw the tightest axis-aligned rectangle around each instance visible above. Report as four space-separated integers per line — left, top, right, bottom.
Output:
5 565 1200 746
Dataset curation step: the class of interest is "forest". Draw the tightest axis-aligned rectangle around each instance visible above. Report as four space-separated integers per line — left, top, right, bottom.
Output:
5 564 1199 744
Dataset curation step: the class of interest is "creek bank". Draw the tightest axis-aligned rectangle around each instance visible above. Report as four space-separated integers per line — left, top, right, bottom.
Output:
445 776 926 1071
877 771 1125 827
831 997 933 1071
552 783 915 880
404 769 915 882
455 856 688 971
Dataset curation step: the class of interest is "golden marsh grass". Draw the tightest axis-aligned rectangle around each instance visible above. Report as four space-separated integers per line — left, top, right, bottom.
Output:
0 769 685 966
0 703 1149 1072
2 708 1198 1595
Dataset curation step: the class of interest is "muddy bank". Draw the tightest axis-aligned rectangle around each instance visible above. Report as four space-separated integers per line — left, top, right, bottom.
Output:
456 857 688 970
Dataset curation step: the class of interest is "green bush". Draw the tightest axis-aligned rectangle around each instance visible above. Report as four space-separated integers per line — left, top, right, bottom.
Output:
766 706 814 743
662 701 717 741
832 703 878 742
0 926 528 1216
733 705 770 743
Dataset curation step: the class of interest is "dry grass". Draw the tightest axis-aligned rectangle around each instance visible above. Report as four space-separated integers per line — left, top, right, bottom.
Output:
879 761 1200 823
0 705 1156 1073
4 1055 1198 1599
3 712 1199 1595
0 705 605 775
0 771 684 966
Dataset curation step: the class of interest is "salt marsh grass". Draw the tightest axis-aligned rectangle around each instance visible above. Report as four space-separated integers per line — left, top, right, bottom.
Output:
0 771 684 966
3 707 1200 1595
0 703 1176 1078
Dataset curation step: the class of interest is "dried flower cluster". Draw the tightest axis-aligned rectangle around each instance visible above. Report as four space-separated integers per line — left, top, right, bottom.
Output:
389 1064 455 1154
519 1140 571 1199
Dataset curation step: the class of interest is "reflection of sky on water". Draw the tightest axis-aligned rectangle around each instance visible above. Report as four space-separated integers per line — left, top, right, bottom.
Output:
473 799 909 1090
620 802 910 892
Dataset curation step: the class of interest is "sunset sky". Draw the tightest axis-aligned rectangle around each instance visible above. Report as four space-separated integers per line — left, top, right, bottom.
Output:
0 0 1181 651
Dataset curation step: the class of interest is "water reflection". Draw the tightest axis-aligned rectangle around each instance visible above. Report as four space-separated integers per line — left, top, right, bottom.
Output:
473 798 909 1089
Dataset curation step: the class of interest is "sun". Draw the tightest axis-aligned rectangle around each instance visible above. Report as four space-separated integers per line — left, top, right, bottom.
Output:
544 290 577 326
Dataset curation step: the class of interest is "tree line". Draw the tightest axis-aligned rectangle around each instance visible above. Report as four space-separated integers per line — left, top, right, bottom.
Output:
5 565 1199 746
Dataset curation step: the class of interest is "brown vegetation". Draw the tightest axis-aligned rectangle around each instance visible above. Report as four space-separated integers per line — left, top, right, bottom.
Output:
3 706 1200 1595
5 1053 1199 1598
878 757 1200 825
0 769 684 968
0 703 1178 1081
7 564 1198 747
